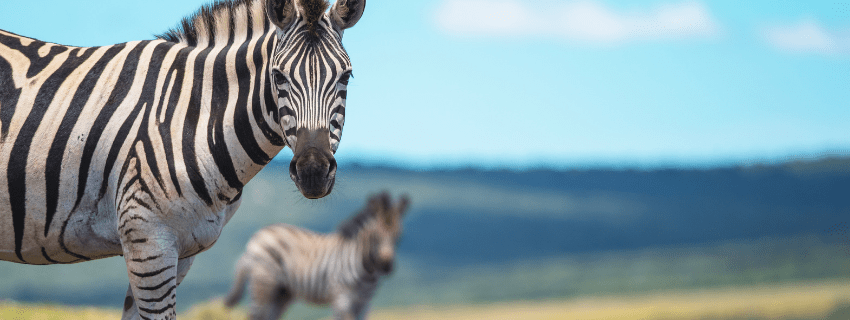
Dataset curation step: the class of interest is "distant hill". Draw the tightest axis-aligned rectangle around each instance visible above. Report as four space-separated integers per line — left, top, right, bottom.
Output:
300 157 850 265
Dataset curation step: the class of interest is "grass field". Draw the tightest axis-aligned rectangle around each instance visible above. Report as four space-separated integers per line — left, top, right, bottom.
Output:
0 303 121 320
3 279 849 320
371 279 850 320
2 234 848 319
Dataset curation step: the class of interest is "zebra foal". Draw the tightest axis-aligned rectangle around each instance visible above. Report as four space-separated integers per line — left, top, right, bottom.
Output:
224 192 409 320
0 0 366 318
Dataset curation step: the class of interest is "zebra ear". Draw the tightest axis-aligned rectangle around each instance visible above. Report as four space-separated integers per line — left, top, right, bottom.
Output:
330 0 366 30
370 192 392 223
377 191 391 212
266 0 297 30
365 192 386 214
397 195 410 217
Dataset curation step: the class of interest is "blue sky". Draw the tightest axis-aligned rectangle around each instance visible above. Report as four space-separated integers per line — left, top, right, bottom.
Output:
1 0 848 169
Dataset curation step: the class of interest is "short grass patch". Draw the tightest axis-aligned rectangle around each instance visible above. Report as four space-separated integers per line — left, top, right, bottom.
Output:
370 279 850 320
0 302 121 320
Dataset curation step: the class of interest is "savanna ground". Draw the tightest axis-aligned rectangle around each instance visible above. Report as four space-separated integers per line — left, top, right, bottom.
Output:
2 279 850 320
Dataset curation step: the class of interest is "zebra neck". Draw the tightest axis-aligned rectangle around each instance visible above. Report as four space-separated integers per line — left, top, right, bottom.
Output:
345 232 383 278
177 28 286 205
145 0 290 206
337 238 374 281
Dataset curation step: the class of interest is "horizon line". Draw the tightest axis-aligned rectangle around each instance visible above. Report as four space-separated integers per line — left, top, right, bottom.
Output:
266 148 850 171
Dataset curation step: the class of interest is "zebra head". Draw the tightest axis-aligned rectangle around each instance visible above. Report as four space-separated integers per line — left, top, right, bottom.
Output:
363 193 408 275
266 0 364 199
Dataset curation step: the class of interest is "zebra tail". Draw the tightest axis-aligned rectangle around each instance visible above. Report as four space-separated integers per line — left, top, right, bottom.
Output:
224 258 250 308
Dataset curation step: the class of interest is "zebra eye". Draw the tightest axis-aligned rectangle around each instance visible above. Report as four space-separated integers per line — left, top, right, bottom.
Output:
273 70 288 86
339 71 352 85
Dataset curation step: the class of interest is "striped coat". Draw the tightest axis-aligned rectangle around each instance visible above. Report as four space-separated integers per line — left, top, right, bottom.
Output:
225 192 409 320
0 0 365 319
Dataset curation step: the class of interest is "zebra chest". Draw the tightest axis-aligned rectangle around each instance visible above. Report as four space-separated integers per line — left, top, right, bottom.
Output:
161 197 242 259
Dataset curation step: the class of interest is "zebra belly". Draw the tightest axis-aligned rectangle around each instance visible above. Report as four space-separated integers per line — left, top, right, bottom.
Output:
0 199 123 265
292 273 335 305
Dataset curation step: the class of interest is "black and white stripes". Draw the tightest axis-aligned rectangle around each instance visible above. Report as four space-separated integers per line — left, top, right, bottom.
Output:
269 15 351 153
0 0 366 319
224 192 409 320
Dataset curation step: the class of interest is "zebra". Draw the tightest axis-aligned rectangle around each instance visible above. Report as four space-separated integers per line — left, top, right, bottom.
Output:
0 0 365 318
224 192 409 320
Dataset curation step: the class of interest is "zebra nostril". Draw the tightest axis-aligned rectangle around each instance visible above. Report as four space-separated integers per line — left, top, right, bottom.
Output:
327 157 337 178
289 158 298 181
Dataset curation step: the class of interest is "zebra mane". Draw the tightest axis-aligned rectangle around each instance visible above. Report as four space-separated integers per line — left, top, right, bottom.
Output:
338 193 390 239
157 0 330 46
337 205 377 240
157 0 254 46
300 0 329 37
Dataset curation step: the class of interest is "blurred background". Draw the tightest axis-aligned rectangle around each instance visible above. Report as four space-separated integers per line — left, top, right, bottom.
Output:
1 0 849 319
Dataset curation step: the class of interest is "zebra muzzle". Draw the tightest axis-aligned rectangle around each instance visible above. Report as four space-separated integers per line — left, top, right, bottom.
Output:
379 260 394 274
289 128 337 199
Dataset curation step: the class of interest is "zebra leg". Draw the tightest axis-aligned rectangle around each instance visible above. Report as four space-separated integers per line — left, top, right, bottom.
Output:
121 257 195 320
122 248 180 319
122 285 140 320
119 213 180 320
247 272 291 320
267 286 294 320
331 295 358 320
352 301 371 320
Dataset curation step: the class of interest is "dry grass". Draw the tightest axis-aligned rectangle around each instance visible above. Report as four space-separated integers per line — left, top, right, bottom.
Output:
180 299 246 320
370 279 850 320
2 279 849 320
0 302 122 320
0 299 249 320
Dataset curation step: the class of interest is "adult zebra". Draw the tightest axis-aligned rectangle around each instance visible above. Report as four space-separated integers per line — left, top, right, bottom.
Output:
0 0 364 318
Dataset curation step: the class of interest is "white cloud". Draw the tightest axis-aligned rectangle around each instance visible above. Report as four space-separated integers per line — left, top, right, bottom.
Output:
434 0 720 45
763 19 850 55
